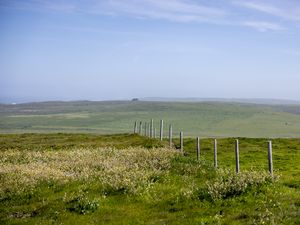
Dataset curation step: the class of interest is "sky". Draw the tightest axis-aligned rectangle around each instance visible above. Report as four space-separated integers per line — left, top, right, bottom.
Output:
0 0 300 103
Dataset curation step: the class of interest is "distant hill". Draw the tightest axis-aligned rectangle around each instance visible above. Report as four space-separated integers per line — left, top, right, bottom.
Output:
141 97 300 105
1 98 300 105
1 100 300 137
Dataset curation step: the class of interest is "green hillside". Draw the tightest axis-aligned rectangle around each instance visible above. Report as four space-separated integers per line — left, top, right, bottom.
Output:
0 101 300 137
0 133 299 224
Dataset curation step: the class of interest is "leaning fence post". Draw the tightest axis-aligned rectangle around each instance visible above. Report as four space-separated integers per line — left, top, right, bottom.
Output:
235 139 240 173
169 125 172 148
268 140 273 176
180 132 183 152
196 137 200 161
160 119 164 141
134 121 137 134
214 139 218 168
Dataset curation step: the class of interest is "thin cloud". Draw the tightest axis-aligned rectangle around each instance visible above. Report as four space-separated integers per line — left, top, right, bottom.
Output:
233 0 300 22
1 0 298 32
0 0 76 13
52 25 168 38
241 21 284 32
100 0 228 24
97 0 284 31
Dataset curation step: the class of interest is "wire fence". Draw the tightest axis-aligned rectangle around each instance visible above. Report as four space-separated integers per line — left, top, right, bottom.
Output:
133 119 274 176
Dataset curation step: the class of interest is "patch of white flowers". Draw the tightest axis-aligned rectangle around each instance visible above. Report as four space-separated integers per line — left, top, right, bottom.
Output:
0 147 176 196
206 169 274 201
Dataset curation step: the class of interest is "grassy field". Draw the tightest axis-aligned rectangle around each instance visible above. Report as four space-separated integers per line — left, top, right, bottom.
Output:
1 101 300 137
0 133 300 224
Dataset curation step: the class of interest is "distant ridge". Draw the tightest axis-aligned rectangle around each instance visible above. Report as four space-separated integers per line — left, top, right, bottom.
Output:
141 97 300 105
1 98 300 105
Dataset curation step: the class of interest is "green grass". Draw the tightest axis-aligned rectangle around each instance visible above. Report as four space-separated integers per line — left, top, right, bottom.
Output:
1 101 300 137
0 133 166 151
0 133 299 224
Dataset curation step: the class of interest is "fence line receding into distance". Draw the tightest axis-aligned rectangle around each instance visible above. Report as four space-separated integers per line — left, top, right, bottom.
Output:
133 120 274 176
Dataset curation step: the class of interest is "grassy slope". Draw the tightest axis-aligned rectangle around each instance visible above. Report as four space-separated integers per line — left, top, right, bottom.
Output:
0 133 300 224
1 101 300 137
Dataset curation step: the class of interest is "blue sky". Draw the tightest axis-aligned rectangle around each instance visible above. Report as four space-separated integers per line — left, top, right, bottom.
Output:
1 0 300 103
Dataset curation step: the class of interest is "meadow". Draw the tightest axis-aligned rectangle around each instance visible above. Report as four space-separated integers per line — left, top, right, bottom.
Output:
0 101 299 224
0 133 300 224
1 101 300 137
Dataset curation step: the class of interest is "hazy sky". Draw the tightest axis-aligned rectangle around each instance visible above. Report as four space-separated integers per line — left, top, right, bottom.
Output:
1 0 300 103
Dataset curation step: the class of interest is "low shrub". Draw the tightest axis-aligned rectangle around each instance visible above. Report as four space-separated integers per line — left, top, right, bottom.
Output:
205 169 274 201
67 192 99 215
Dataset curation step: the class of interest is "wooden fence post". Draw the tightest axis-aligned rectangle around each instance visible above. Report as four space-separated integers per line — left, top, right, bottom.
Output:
197 137 200 161
150 119 153 138
268 140 273 176
139 121 142 135
134 121 137 134
160 119 163 141
154 128 156 139
180 132 183 152
235 139 240 173
148 123 151 138
169 125 172 148
214 139 218 168
144 122 147 136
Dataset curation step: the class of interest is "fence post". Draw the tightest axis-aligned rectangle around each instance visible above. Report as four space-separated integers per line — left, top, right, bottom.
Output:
139 121 142 135
150 119 153 138
160 119 164 141
197 137 200 161
180 132 183 152
235 139 240 173
144 122 147 136
169 125 172 148
134 121 137 134
214 139 218 168
148 123 151 138
268 140 273 176
154 128 156 139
